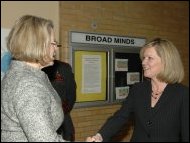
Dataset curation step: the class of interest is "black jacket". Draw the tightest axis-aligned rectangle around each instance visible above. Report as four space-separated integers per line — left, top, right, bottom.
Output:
42 60 76 112
99 80 189 142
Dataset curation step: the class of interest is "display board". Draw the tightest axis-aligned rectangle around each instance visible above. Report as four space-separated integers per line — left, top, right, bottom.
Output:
114 52 142 100
70 31 146 107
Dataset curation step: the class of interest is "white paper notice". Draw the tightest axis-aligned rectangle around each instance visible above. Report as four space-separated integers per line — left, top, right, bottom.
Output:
115 86 129 100
115 59 128 71
82 55 101 93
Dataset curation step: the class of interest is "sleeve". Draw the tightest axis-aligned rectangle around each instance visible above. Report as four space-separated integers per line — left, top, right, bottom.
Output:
98 83 136 141
181 86 189 142
13 83 65 142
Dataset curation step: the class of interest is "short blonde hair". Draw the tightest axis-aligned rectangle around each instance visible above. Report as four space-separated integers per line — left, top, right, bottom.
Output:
140 38 184 84
7 15 54 66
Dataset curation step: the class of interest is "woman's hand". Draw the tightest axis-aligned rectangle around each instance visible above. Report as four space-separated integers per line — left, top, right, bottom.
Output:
86 133 103 142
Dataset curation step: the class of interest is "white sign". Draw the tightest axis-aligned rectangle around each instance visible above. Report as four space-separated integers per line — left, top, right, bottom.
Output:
71 32 146 47
82 55 101 93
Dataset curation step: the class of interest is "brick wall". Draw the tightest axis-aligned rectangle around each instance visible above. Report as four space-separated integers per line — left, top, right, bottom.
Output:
59 1 189 141
70 104 134 141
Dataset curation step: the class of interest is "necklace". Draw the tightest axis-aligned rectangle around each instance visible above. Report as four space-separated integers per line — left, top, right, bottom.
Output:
151 90 163 99
151 82 167 100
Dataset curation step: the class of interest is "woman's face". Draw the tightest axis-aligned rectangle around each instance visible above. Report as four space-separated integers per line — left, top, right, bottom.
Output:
142 47 163 80
48 30 58 66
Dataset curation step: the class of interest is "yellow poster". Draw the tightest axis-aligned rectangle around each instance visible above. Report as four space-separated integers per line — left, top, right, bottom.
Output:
75 51 107 102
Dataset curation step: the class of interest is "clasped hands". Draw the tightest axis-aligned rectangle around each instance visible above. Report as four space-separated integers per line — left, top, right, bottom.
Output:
86 133 103 142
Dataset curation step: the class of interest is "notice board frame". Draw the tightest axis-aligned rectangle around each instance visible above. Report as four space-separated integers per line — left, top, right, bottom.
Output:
71 44 111 108
69 31 146 108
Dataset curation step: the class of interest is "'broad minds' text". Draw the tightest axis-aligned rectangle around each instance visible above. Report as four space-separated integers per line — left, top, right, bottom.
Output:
86 35 135 45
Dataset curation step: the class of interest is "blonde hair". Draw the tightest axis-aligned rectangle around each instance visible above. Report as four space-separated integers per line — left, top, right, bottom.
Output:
140 38 184 84
7 15 54 66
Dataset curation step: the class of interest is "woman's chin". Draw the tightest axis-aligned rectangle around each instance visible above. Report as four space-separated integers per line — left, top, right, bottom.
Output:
48 61 54 66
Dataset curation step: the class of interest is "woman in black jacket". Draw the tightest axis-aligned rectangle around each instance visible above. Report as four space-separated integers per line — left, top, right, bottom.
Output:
86 38 189 142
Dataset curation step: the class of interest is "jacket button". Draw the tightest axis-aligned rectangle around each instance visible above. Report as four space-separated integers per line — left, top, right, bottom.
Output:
147 120 152 126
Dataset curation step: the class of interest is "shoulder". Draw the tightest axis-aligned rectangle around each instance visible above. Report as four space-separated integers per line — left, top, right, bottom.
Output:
54 60 71 68
177 83 189 96
131 79 150 89
16 74 48 95
126 80 150 98
168 83 188 93
11 76 51 110
167 83 189 100
54 60 72 73
178 83 189 90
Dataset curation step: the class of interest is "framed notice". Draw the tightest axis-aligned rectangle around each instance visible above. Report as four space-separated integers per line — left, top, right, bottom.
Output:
115 86 129 100
127 72 140 85
74 51 107 102
115 59 128 71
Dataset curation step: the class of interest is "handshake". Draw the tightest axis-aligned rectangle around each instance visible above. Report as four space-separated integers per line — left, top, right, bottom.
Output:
86 133 103 142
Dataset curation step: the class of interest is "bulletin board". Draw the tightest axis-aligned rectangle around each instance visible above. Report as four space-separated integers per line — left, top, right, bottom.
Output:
114 52 142 100
74 51 107 102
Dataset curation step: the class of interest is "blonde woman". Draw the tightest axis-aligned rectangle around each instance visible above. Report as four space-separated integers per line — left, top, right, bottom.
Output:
87 38 189 142
1 15 66 142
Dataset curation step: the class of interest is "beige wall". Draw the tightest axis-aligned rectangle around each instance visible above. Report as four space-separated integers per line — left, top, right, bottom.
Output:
60 1 189 86
1 1 60 58
59 1 189 141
